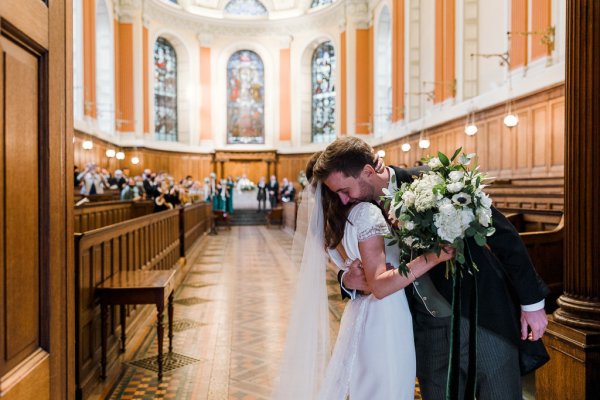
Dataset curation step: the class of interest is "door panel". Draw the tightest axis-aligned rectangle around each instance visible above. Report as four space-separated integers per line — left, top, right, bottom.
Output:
0 0 71 398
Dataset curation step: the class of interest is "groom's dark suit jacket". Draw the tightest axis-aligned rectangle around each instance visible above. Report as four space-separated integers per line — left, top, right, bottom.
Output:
338 165 549 347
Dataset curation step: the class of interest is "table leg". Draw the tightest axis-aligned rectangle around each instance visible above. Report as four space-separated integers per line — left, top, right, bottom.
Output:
157 304 164 381
120 305 126 352
101 303 108 379
168 292 174 353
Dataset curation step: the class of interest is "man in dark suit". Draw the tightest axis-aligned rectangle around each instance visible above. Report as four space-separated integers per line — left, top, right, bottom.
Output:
313 137 549 400
267 175 279 209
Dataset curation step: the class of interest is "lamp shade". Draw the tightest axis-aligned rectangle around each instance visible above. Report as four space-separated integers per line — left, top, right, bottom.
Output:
503 113 519 128
401 143 411 152
82 140 93 150
115 151 125 160
465 124 478 136
106 149 116 158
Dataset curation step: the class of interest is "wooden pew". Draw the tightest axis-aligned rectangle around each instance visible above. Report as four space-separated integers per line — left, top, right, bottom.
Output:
180 202 212 255
74 200 154 233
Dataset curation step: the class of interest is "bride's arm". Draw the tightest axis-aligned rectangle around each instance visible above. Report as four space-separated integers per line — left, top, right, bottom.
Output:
358 237 454 300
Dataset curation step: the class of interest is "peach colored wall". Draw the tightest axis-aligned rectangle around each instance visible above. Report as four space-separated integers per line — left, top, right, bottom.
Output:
115 22 134 132
279 49 291 141
200 46 212 140
510 0 528 69
340 31 347 135
434 0 455 103
355 28 371 134
392 0 405 122
143 27 149 134
83 0 96 118
531 0 551 61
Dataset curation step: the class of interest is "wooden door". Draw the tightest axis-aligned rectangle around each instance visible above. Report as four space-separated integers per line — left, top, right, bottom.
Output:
0 1 72 399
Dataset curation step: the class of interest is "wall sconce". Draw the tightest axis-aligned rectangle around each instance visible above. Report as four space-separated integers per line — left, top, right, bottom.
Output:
106 149 116 158
401 143 411 152
82 140 93 150
116 151 125 160
131 156 140 165
503 101 519 128
465 110 478 136
419 130 431 149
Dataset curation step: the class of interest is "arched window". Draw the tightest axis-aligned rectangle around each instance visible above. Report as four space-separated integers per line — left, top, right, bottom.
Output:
154 37 178 141
227 50 265 144
374 6 392 137
311 41 336 143
224 0 268 16
310 0 333 8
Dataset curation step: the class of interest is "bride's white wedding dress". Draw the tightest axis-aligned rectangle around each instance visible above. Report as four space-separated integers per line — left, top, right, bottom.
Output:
319 202 416 400
272 185 415 400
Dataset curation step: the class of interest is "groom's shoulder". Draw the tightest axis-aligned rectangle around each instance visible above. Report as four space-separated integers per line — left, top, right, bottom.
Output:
391 165 429 183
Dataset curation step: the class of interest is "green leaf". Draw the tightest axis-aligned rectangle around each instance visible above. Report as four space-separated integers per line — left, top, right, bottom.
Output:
456 252 466 265
474 233 486 246
450 147 463 162
388 240 398 246
438 151 450 166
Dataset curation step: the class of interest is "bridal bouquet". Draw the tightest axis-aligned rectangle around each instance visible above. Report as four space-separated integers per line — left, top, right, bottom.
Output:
382 148 495 277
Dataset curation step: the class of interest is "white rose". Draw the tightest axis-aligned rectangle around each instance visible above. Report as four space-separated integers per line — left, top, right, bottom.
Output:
428 157 443 169
447 181 464 193
404 221 415 231
448 170 464 182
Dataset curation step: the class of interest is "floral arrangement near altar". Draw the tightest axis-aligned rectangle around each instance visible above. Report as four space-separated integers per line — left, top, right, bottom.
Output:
236 175 256 191
382 148 495 277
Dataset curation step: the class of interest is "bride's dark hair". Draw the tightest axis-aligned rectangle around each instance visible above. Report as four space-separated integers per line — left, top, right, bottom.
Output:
305 151 350 249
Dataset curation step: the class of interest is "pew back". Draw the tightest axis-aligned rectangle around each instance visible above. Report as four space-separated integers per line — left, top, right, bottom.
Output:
74 200 154 232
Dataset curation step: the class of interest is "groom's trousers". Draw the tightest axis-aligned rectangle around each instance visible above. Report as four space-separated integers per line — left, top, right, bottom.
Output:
413 313 521 400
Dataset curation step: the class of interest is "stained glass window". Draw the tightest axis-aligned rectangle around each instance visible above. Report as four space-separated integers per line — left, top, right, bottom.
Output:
227 50 265 144
310 0 333 9
154 37 178 141
311 41 336 143
224 0 268 16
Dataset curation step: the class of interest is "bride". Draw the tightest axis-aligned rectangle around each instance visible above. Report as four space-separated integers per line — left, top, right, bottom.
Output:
272 156 452 400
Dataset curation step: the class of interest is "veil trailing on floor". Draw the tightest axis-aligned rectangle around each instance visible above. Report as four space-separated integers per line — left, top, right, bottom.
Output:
271 182 331 400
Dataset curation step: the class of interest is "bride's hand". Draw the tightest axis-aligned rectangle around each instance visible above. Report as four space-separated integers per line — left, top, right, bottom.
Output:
422 246 455 267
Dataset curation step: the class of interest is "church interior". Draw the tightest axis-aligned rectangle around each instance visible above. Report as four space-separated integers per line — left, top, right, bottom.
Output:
1 0 599 399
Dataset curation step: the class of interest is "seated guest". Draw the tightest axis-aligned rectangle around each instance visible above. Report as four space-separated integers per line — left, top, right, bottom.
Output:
109 169 127 190
280 178 296 203
120 178 141 201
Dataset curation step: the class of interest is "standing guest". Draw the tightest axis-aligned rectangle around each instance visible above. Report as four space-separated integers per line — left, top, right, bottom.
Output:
267 174 279 209
74 165 81 187
226 176 235 214
77 163 107 195
203 177 212 202
257 176 267 212
109 169 127 190
120 178 141 201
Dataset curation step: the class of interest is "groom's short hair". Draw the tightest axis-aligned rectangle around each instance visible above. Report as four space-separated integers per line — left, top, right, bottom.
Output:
313 137 375 180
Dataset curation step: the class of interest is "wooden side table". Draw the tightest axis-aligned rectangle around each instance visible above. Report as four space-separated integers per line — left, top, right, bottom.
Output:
96 269 176 380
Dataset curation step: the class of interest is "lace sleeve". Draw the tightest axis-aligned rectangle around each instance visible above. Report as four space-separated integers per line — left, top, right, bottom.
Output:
352 203 390 242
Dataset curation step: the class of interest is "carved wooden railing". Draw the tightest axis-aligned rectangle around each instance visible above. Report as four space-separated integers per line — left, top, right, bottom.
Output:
74 200 154 232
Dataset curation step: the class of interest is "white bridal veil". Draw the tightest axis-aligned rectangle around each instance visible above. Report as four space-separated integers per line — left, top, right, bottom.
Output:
271 182 331 399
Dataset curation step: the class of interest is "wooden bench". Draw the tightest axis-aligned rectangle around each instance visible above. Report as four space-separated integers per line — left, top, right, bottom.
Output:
96 270 176 381
266 207 283 228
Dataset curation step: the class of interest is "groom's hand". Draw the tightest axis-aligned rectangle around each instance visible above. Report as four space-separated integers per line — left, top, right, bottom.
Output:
342 260 370 292
521 309 548 341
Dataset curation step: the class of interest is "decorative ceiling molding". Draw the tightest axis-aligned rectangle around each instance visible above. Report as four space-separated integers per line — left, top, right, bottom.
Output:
144 0 349 37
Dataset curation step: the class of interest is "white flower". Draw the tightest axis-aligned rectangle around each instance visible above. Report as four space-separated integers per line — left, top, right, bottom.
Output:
447 181 464 193
403 236 416 246
404 221 416 231
401 190 416 207
476 207 492 227
478 193 492 208
448 170 464 182
452 192 472 206
415 190 436 212
428 157 443 169
382 187 391 196
434 204 475 243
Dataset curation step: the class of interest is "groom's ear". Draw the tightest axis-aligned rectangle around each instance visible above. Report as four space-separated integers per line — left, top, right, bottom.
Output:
361 164 376 177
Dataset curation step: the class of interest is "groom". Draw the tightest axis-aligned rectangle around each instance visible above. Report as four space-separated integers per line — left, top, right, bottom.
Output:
313 137 549 400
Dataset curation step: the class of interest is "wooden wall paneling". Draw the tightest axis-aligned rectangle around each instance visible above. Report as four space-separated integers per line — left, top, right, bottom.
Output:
532 105 549 173
550 100 565 170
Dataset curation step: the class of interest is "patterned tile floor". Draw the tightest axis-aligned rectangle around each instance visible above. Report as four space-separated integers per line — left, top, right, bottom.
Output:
106 226 422 400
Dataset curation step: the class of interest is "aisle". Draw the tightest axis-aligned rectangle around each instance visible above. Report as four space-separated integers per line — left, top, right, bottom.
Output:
106 226 421 400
